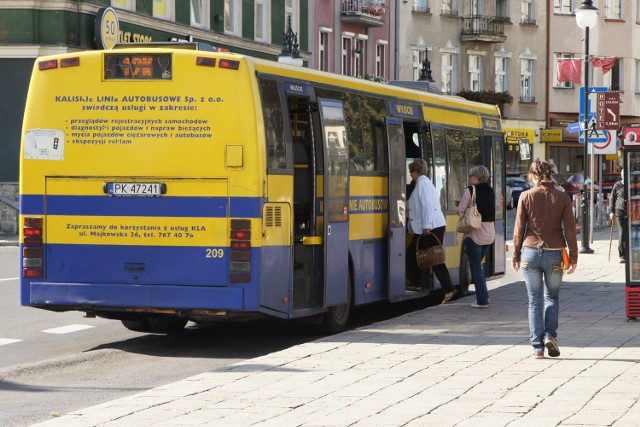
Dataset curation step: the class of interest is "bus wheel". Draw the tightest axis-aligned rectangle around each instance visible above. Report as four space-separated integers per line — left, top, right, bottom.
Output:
458 250 472 296
121 318 153 333
317 279 351 334
147 317 188 334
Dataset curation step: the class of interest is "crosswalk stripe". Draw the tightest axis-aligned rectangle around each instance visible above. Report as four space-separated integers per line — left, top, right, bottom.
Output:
42 324 95 334
0 338 23 346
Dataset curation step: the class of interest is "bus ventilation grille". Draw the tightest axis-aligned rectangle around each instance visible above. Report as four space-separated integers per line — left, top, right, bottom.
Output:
265 205 282 227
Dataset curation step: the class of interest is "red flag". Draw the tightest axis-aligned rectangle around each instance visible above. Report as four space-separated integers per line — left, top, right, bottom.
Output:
556 59 582 85
592 57 617 74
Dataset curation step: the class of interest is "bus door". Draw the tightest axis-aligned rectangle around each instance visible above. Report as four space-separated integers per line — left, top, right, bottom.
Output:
318 99 350 307
490 134 506 275
286 90 321 313
386 117 407 301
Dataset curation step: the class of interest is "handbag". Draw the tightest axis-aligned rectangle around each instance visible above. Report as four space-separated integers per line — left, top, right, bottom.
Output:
456 185 482 233
416 234 446 270
561 248 570 271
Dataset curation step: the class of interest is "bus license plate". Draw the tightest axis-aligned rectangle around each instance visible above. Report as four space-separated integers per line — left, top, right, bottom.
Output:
108 182 162 197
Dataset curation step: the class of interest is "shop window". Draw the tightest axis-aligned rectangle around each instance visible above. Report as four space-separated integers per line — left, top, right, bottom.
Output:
153 0 175 21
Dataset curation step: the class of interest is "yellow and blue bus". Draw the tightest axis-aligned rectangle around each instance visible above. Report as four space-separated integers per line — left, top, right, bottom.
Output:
19 43 506 333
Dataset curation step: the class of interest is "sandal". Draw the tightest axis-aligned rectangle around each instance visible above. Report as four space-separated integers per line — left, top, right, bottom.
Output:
441 289 458 305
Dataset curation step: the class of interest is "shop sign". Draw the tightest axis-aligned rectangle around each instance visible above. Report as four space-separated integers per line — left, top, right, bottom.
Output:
504 128 534 145
623 126 640 147
550 118 575 127
541 129 562 142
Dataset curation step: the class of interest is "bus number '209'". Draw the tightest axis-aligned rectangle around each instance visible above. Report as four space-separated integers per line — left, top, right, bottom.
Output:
206 248 224 258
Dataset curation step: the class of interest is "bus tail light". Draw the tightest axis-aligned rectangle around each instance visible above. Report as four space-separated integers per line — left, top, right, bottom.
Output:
196 57 216 67
218 59 240 70
230 219 251 283
60 57 80 68
23 216 44 278
38 59 58 71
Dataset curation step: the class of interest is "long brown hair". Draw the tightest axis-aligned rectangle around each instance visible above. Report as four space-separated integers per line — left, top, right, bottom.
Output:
528 159 555 182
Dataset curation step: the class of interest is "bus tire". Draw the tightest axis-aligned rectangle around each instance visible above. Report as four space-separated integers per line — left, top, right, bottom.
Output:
121 318 153 333
317 277 352 335
458 249 472 296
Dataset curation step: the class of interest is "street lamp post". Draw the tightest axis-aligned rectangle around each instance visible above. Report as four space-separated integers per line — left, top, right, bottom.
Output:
575 0 598 254
278 15 303 67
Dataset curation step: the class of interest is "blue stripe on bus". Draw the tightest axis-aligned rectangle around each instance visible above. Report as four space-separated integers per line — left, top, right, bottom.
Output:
22 243 261 311
20 195 264 218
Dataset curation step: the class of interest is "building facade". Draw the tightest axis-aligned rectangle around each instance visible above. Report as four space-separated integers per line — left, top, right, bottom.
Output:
308 0 394 81
548 0 640 180
395 0 547 176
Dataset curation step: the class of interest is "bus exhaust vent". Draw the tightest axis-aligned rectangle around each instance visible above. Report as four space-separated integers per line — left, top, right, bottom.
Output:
265 205 282 227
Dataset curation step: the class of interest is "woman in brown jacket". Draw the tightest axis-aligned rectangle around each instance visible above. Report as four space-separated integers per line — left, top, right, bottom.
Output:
512 159 578 359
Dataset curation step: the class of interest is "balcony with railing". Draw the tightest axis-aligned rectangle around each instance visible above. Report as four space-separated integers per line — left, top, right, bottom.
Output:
341 0 386 27
461 15 507 43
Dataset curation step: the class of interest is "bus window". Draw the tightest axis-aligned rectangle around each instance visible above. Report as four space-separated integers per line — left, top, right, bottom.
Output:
432 126 447 212
446 128 466 210
259 79 287 170
465 131 483 171
359 96 387 172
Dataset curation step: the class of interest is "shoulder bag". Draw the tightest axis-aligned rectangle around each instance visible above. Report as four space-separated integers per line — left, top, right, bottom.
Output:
456 185 482 233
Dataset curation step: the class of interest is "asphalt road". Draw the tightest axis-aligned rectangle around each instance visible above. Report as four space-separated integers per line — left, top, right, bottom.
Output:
0 245 446 427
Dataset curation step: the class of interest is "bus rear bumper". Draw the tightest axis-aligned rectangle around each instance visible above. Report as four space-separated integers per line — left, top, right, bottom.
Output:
26 282 244 312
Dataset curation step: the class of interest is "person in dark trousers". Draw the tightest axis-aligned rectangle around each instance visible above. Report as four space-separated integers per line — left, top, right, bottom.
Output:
406 158 458 304
609 169 627 263
457 165 495 308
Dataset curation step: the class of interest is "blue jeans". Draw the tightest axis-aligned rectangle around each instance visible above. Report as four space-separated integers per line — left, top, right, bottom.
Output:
521 247 564 352
464 237 491 305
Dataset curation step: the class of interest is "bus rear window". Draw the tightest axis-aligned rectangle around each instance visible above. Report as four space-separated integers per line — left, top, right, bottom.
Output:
104 53 172 80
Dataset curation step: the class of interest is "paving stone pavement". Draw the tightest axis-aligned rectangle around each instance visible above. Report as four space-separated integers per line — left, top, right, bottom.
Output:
31 228 640 426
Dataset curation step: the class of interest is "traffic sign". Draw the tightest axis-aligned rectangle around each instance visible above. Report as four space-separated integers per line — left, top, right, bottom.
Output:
596 92 620 130
580 86 607 116
566 122 581 133
579 115 608 143
588 130 617 155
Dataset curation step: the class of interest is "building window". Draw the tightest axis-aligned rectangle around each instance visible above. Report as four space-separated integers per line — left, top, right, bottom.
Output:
111 0 134 11
354 38 366 77
553 53 575 88
495 56 509 92
191 0 208 28
414 0 430 13
225 0 242 35
496 0 509 20
469 54 482 91
441 52 456 95
255 0 270 42
376 43 386 80
521 0 535 24
285 0 299 36
605 0 622 19
153 0 174 20
441 0 457 15
604 58 623 91
342 37 353 76
553 0 574 14
319 30 331 72
520 58 534 102
412 49 427 81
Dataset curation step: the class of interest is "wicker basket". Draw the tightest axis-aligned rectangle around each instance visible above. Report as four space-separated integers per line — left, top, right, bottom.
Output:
416 234 445 270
